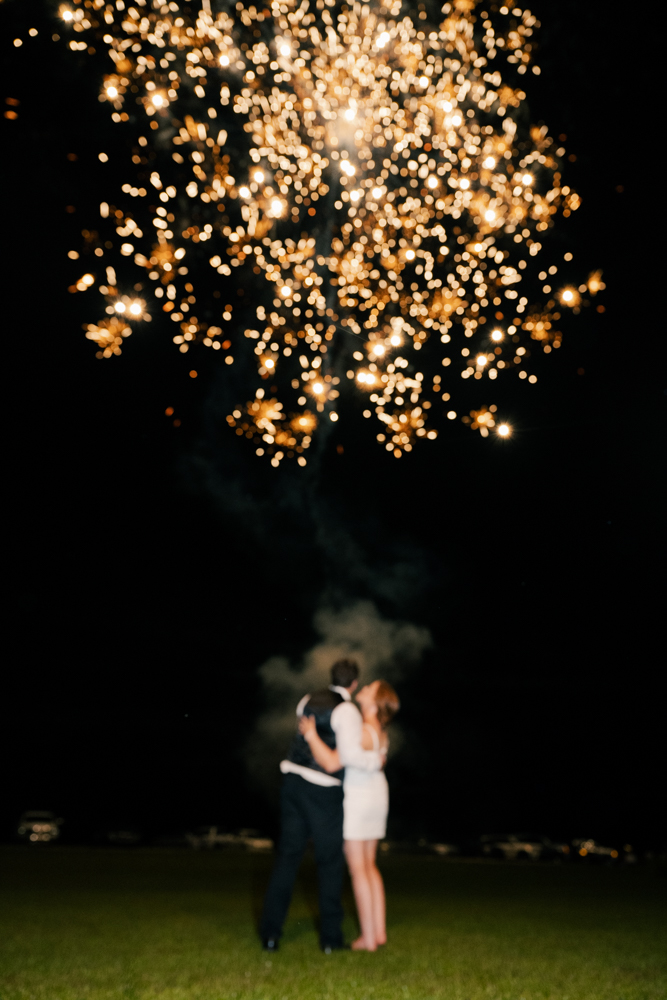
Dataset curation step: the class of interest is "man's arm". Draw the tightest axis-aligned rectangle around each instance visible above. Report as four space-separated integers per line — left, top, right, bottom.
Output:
331 702 382 771
295 694 310 717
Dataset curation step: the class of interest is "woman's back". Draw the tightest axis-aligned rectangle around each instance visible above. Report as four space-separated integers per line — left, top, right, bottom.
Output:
344 724 388 787
360 721 387 753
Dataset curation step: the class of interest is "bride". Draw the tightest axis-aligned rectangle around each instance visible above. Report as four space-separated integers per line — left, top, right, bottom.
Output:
299 679 400 951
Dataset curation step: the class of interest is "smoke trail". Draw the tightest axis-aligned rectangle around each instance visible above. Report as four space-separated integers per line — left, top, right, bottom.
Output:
246 600 432 794
187 366 438 799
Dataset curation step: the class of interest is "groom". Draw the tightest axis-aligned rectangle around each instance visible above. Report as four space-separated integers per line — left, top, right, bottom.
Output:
260 658 382 953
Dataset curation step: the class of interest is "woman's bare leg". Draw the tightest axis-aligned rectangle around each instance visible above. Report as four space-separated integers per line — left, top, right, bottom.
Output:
363 840 386 945
344 840 377 950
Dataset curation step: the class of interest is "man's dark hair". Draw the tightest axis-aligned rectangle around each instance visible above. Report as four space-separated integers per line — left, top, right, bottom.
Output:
330 659 359 689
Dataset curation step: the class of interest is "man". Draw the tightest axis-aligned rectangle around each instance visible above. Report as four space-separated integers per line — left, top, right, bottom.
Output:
260 658 382 953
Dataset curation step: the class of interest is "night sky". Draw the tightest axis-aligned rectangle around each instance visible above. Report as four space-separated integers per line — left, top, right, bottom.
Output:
2 0 664 849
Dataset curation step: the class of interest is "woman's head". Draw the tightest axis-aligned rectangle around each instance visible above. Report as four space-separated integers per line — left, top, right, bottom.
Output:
357 679 400 728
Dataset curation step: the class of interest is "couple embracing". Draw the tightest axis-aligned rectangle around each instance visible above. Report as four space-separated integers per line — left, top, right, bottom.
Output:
260 658 400 953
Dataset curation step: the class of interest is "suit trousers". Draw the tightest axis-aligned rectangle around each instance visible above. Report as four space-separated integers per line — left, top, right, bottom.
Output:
260 773 345 947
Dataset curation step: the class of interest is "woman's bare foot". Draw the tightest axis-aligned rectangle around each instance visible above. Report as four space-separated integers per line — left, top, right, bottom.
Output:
351 935 377 951
376 937 387 946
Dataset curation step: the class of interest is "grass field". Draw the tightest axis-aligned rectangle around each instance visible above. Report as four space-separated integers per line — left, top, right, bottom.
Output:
0 846 665 1000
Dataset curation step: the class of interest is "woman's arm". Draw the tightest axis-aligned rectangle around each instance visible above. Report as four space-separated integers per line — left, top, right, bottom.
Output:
298 715 342 773
330 704 383 771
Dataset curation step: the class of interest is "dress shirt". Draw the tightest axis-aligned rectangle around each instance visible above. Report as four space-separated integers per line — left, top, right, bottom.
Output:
280 685 382 787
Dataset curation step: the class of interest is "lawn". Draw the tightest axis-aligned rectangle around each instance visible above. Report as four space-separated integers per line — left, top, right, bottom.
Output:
0 846 664 1000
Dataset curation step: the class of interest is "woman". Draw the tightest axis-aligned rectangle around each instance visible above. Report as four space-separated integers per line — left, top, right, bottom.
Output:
299 679 400 951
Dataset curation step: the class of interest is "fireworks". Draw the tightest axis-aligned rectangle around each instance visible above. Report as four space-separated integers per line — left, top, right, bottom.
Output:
60 0 602 463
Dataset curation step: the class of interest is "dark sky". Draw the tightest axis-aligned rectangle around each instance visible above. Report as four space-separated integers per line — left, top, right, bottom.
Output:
2 1 664 847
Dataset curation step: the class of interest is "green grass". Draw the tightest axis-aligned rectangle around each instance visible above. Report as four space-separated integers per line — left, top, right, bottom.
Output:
0 847 665 1000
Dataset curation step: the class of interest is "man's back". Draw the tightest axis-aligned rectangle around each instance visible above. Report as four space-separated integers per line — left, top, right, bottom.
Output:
286 688 344 779
261 659 378 952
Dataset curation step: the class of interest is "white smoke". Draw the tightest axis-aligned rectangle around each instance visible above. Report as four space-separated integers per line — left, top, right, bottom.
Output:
246 600 432 794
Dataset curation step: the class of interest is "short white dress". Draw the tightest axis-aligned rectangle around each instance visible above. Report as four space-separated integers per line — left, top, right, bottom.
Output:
343 725 389 841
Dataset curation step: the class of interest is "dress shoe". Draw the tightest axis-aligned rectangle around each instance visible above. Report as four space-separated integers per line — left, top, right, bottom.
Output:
321 942 350 953
261 937 279 952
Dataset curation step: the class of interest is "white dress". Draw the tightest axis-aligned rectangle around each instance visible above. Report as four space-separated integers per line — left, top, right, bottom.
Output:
343 725 389 841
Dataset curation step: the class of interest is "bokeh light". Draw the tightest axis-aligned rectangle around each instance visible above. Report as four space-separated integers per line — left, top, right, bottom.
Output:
62 0 601 465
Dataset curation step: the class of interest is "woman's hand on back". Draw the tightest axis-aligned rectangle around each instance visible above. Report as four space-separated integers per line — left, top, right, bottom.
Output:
298 714 342 772
298 714 317 741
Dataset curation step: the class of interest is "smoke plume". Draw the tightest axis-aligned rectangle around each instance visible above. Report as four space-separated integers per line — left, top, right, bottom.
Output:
246 600 432 794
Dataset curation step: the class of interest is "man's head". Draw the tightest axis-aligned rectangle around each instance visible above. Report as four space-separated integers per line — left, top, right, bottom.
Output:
330 658 359 691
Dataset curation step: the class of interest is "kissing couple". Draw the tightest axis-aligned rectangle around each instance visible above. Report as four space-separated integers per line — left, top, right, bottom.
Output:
260 658 400 953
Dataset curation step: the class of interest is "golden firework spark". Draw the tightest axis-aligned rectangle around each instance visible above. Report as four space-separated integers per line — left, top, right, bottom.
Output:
61 0 602 464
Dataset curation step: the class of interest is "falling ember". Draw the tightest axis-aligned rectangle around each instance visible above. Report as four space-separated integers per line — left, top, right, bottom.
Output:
61 0 601 463
560 286 581 307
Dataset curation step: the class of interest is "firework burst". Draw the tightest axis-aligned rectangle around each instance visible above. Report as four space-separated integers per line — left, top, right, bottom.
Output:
59 0 602 464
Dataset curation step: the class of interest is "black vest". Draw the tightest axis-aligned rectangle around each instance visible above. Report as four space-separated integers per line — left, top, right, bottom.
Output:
286 688 345 782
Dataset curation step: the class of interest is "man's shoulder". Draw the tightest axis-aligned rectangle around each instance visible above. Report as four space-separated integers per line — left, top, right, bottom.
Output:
306 687 344 711
330 699 360 725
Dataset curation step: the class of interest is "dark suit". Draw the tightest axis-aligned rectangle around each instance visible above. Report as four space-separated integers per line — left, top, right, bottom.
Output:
260 688 346 948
